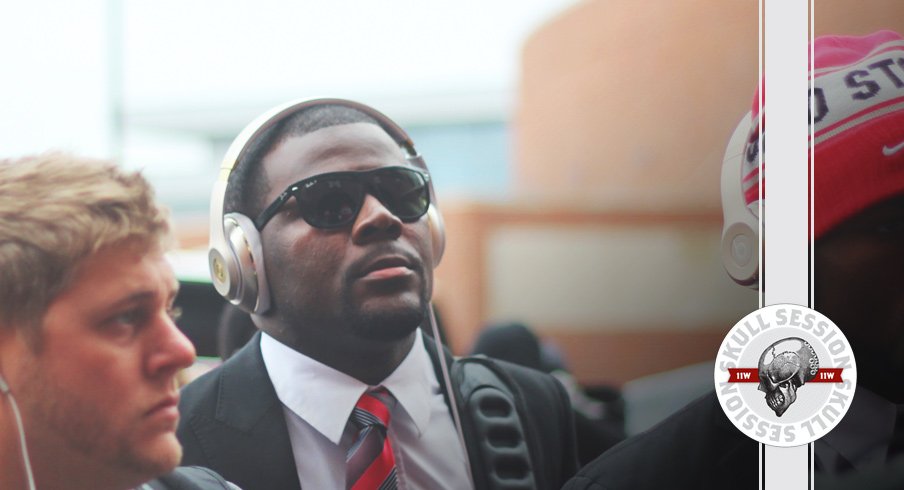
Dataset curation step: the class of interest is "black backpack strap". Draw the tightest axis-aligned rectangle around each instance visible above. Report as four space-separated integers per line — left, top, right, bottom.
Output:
451 356 539 490
142 466 237 490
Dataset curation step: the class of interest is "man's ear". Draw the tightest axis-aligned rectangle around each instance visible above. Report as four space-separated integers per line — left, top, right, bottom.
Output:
0 323 37 364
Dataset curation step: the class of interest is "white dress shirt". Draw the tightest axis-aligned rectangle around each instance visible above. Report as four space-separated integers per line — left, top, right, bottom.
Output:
260 329 472 490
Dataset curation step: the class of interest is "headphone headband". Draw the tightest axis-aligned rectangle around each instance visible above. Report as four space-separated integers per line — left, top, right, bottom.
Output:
218 98 421 177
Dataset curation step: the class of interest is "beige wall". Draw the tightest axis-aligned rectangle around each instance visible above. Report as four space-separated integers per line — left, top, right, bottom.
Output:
492 0 904 384
816 0 904 37
515 0 758 210
486 225 751 330
431 200 756 386
515 0 904 206
498 0 763 384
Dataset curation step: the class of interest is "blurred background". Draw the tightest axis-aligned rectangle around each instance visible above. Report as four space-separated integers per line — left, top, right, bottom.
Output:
3 0 902 437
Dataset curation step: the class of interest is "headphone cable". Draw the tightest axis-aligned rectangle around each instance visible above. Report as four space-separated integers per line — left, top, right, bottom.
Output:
428 303 475 489
1 380 37 490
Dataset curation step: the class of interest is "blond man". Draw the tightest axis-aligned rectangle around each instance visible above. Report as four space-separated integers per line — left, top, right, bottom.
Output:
0 153 234 490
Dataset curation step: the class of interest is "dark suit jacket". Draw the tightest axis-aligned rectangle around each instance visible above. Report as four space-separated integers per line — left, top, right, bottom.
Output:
177 331 578 490
563 392 758 490
146 466 236 489
564 391 904 490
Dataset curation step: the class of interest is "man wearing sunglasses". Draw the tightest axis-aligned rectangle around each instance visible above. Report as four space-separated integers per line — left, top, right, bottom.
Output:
177 99 578 490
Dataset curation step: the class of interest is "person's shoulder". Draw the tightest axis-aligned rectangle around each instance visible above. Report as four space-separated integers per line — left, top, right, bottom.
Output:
460 357 573 429
144 466 241 490
564 391 757 490
179 357 228 412
483 357 569 400
180 334 262 410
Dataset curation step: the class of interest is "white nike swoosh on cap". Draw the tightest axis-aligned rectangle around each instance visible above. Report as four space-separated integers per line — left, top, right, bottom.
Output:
883 141 904 156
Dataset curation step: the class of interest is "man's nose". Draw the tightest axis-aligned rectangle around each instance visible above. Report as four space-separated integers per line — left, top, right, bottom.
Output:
351 194 403 243
145 313 197 379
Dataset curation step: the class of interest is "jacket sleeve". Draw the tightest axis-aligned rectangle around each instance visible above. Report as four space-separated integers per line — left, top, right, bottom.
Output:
145 465 239 489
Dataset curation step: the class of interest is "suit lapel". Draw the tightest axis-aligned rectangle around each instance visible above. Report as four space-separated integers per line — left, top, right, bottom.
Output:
210 332 301 489
421 329 455 410
215 332 280 428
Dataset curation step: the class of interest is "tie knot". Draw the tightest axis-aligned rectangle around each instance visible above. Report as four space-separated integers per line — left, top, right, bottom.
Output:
352 387 396 429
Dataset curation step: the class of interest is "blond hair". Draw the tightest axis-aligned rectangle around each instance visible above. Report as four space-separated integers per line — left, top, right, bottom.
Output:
0 152 172 332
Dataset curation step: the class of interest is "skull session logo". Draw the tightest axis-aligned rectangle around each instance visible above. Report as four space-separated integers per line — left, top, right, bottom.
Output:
757 338 821 417
714 304 857 447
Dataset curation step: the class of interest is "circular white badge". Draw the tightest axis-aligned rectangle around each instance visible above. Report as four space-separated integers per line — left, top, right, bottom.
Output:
713 304 857 447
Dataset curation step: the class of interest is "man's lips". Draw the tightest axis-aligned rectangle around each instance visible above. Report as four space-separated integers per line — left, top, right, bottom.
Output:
357 256 415 279
145 394 179 419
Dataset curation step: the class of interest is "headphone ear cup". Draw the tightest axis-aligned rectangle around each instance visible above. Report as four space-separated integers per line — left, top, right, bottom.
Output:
427 205 446 268
720 111 759 288
721 222 758 286
223 213 271 313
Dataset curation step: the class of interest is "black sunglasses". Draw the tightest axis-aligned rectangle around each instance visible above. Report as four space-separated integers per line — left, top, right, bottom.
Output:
254 166 431 230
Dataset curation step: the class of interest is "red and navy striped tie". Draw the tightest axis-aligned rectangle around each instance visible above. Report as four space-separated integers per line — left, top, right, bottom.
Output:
346 387 398 490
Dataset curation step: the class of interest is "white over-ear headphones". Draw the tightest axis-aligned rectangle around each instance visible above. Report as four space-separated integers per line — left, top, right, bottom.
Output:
208 98 446 314
720 111 760 288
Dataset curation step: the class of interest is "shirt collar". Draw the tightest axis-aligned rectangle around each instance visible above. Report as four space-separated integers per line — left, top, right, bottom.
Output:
260 329 434 445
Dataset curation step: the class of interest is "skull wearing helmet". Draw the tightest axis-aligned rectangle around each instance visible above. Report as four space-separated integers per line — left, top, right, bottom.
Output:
757 337 819 417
